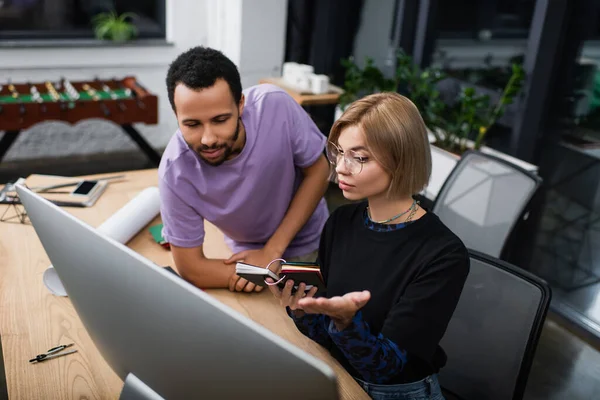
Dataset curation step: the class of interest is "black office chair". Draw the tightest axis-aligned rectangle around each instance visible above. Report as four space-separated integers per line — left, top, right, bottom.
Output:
438 250 551 400
432 150 542 259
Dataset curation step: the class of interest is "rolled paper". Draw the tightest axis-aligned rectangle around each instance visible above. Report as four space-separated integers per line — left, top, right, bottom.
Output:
43 187 161 297
96 187 161 243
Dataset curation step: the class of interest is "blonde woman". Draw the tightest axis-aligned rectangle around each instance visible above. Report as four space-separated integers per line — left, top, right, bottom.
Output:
267 92 469 399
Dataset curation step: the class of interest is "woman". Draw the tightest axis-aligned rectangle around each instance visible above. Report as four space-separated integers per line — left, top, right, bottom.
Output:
267 92 469 400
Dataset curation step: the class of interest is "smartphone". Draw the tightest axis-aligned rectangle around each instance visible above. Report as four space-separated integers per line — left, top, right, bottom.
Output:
281 261 319 268
71 180 99 196
279 261 325 293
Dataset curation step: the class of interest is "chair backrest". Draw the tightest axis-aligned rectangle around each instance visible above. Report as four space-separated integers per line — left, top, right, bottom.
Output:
432 150 542 258
438 250 551 400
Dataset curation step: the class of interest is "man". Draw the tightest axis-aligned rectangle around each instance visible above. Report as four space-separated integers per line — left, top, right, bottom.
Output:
159 46 330 293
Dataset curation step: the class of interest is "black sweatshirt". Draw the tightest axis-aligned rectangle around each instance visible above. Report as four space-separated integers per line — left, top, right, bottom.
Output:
317 202 470 384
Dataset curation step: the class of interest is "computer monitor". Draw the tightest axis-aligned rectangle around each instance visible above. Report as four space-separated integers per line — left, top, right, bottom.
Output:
16 185 338 400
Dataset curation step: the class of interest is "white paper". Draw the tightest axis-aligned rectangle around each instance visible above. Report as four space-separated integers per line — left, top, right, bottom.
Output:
96 187 161 243
44 187 161 297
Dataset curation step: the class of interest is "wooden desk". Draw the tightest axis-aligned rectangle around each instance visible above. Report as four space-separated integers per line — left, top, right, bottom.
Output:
259 77 343 106
0 169 368 400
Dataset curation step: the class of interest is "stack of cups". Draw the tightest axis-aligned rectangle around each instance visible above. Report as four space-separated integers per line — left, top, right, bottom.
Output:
282 62 330 94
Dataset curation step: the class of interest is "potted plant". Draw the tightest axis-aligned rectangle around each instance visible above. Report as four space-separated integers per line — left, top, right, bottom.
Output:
393 51 447 139
396 50 526 154
338 51 533 199
336 56 399 120
339 51 525 154
92 11 138 42
437 53 525 131
338 57 398 109
399 52 528 198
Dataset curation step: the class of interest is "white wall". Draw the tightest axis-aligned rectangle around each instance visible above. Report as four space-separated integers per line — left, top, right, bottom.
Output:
238 0 288 88
0 0 287 162
352 0 396 77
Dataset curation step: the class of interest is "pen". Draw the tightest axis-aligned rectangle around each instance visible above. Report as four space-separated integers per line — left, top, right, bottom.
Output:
46 343 74 354
30 349 78 363
31 174 126 193
29 343 77 363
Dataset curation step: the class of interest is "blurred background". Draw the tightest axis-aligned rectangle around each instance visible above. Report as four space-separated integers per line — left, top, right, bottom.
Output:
2 1 600 398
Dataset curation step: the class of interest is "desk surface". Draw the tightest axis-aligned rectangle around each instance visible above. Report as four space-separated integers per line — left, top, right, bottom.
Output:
259 77 343 106
0 169 367 400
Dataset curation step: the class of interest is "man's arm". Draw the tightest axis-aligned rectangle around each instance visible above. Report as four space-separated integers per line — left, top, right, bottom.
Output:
225 154 330 278
225 93 329 290
163 154 329 291
172 244 236 289
159 176 241 291
267 153 330 256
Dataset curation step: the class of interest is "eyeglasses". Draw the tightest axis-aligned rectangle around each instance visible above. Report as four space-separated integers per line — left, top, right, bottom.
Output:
326 141 368 175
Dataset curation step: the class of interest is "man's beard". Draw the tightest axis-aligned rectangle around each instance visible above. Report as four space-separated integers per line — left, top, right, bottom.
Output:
196 118 241 166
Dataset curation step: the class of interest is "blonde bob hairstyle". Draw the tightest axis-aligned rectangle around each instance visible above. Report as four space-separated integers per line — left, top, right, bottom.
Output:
329 92 432 198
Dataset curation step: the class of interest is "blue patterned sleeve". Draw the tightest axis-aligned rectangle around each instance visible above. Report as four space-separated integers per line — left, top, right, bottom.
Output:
286 308 332 349
327 311 407 384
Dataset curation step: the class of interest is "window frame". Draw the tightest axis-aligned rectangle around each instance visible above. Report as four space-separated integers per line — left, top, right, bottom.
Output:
437 0 534 40
0 0 167 42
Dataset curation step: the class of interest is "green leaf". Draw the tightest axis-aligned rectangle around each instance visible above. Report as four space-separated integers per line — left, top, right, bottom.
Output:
94 25 111 40
92 10 138 41
119 12 137 22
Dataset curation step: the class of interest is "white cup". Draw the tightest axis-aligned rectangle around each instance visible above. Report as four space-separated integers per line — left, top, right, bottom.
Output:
282 62 298 80
310 74 329 94
294 75 311 92
282 63 315 92
297 64 314 75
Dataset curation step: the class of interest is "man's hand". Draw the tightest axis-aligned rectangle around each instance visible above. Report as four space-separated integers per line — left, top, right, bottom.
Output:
297 291 371 331
225 247 282 293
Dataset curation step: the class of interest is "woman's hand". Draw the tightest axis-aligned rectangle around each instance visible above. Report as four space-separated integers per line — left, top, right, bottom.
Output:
266 278 319 316
298 291 371 330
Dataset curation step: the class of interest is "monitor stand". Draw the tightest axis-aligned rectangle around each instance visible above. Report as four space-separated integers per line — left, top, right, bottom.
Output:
119 373 164 400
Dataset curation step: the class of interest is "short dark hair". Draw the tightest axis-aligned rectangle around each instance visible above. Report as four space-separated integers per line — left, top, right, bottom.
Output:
166 46 242 111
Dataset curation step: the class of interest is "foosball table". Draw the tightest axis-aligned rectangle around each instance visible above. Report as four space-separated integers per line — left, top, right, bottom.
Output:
0 76 161 165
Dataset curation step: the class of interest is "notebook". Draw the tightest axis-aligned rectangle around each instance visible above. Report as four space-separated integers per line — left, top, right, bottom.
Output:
235 262 326 292
149 223 170 249
24 174 109 207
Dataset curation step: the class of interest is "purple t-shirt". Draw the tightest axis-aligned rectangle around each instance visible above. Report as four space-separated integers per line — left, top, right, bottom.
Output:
158 84 329 258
